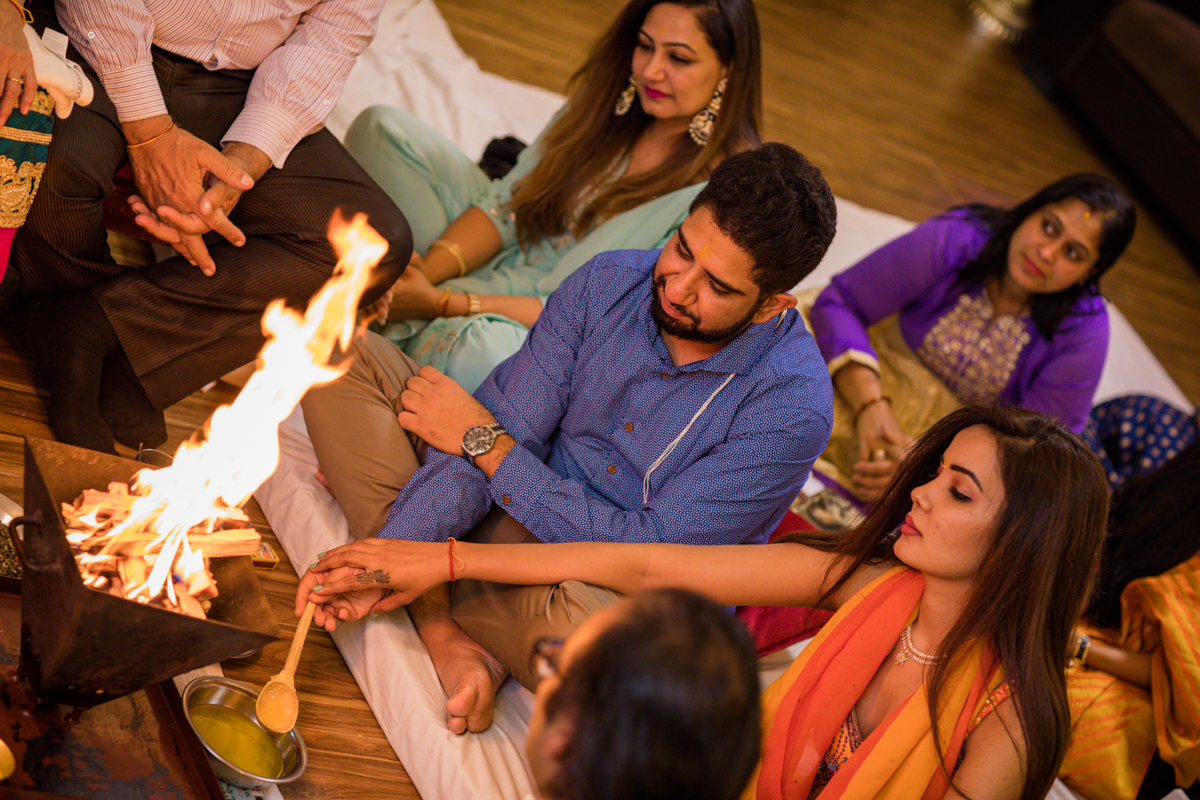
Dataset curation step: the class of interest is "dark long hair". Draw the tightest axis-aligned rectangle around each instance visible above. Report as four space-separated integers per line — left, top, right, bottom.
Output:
543 588 761 800
792 406 1109 800
1089 439 1200 628
956 174 1135 339
509 0 762 246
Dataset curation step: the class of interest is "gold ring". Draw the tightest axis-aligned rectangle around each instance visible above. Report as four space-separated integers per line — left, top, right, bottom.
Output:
873 449 887 462
5 78 21 84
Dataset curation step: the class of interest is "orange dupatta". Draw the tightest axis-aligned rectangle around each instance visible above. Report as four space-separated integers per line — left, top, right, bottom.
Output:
747 567 1005 800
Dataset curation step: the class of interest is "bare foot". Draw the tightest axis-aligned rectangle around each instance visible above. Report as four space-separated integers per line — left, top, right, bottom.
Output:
421 621 508 734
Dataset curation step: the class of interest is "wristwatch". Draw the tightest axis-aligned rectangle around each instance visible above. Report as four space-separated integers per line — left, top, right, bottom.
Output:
462 423 509 465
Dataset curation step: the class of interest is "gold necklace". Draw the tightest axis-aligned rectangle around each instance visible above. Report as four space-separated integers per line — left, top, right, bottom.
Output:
896 623 941 666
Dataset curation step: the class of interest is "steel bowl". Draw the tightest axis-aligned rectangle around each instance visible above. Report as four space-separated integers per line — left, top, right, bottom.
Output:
181 676 307 788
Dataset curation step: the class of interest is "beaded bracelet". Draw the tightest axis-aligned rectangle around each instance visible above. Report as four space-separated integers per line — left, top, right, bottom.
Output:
430 238 467 278
466 291 481 316
853 394 892 425
1073 633 1091 667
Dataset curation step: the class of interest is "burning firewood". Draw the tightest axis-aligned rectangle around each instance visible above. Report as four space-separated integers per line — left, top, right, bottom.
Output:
63 481 260 620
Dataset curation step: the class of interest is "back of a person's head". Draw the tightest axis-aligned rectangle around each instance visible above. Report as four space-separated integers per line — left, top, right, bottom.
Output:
1091 438 1200 628
544 588 760 800
690 142 836 296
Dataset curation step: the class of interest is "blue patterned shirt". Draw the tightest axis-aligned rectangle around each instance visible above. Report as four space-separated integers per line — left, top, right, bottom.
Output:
378 249 833 545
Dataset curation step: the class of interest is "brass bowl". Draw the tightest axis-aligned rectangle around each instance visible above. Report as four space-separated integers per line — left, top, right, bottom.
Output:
181 676 307 788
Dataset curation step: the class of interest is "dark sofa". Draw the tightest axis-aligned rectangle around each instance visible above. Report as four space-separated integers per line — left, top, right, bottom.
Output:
1023 0 1200 259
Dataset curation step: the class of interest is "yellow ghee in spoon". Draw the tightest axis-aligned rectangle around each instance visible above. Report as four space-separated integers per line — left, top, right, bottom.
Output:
190 704 285 779
256 681 299 733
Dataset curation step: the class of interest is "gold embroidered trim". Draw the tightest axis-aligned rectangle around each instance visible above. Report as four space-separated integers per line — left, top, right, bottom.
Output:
916 293 1031 403
0 154 46 227
7 89 55 117
30 90 55 117
0 125 51 145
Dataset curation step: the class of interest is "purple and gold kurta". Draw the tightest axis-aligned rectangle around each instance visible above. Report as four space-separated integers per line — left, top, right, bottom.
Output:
809 210 1108 433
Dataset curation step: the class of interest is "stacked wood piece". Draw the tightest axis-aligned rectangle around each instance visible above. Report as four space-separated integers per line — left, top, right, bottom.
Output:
61 481 261 619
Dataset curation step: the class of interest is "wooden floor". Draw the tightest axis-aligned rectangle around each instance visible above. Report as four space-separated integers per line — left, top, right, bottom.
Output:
1 2 1197 799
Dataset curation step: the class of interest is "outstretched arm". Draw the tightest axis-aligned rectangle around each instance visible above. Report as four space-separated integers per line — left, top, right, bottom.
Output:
296 536 886 619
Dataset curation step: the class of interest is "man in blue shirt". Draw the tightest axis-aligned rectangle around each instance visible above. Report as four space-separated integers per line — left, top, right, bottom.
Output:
298 142 837 733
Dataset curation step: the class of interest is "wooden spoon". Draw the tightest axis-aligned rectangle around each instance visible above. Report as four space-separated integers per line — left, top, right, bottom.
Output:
255 601 316 734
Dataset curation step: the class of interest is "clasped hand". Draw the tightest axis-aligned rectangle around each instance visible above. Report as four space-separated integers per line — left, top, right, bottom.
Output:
124 119 268 276
295 538 448 631
851 402 913 499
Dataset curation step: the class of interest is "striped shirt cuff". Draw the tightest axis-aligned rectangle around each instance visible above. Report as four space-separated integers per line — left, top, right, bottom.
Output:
101 61 168 123
222 101 311 169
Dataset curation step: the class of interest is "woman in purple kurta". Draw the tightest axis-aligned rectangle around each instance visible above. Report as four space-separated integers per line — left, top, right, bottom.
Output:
809 174 1136 498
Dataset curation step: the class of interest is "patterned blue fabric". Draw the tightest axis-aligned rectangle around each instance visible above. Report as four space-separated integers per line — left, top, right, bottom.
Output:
1083 395 1199 490
378 249 834 546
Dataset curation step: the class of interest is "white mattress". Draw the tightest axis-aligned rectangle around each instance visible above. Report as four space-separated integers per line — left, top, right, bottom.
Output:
254 3 1194 799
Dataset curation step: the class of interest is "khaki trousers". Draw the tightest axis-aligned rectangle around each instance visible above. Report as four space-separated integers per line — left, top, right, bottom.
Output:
301 331 622 690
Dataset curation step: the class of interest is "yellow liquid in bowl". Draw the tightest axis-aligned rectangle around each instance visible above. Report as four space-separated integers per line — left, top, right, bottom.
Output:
190 704 285 779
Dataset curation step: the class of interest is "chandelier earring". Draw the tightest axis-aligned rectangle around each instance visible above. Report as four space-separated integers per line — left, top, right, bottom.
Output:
688 76 727 146
614 74 637 116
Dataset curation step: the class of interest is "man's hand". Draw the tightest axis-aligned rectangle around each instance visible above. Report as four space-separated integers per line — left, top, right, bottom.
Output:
398 366 498 456
295 538 451 622
123 115 257 275
0 0 35 127
296 561 387 632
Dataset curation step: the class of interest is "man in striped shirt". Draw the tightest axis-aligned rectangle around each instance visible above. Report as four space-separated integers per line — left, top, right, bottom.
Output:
11 0 410 454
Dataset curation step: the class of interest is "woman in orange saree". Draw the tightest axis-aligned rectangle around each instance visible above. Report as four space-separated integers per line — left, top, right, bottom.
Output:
298 405 1110 800
1060 438 1200 799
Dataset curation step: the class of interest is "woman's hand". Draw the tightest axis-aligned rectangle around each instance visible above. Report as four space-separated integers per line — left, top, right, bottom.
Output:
295 538 452 626
851 401 912 499
296 563 387 631
384 258 445 321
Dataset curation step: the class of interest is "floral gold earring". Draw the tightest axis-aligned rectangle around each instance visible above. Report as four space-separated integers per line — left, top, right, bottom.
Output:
614 73 636 116
688 77 726 146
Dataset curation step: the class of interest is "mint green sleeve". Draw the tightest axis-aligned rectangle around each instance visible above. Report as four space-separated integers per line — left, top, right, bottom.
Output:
470 110 560 250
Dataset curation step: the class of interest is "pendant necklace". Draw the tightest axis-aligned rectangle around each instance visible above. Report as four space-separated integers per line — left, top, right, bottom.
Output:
896 622 942 667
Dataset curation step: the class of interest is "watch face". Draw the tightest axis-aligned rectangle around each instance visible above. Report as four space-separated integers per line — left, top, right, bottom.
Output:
463 425 497 457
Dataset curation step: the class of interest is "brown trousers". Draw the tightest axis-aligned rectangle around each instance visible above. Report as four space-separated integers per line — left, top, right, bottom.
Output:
301 331 621 690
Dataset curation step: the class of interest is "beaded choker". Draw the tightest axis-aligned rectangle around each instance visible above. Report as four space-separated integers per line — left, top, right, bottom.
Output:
896 623 942 666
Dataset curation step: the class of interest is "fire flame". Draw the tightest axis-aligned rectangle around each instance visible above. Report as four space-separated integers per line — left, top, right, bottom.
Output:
103 212 388 602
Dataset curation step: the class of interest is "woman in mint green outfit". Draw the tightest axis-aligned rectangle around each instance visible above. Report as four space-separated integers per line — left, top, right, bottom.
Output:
348 0 764 391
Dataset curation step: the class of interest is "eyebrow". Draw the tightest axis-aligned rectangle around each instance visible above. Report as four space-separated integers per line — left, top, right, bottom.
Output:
948 463 984 492
677 226 693 258
638 28 698 54
1045 211 1093 260
678 226 748 296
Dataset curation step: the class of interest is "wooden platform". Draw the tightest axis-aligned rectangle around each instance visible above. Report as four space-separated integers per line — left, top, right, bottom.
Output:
1 2 1197 799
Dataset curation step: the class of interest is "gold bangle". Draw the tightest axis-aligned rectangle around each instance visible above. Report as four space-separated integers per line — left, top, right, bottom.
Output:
437 288 451 318
5 0 33 25
126 120 176 149
430 238 467 278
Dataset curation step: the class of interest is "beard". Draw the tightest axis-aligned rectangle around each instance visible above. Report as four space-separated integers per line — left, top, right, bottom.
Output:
649 275 764 345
